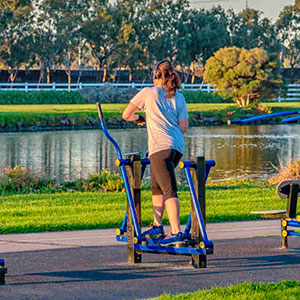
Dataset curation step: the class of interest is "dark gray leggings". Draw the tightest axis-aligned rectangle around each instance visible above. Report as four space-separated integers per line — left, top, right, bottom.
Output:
150 149 183 200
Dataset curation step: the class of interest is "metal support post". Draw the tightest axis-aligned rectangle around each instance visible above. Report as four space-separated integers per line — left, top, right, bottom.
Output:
126 153 142 264
0 259 7 285
281 218 288 249
190 156 206 268
287 184 298 218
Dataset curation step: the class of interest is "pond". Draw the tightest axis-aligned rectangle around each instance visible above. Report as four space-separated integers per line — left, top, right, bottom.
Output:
0 124 299 182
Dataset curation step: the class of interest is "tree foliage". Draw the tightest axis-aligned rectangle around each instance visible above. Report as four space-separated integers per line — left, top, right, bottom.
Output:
277 0 300 68
203 47 283 107
227 8 280 53
0 1 33 82
0 0 294 84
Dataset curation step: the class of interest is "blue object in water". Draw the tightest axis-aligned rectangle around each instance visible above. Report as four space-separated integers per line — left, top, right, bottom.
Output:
228 111 300 125
282 115 300 124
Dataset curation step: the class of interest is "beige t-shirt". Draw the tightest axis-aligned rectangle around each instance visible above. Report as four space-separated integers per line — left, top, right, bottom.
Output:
130 86 189 156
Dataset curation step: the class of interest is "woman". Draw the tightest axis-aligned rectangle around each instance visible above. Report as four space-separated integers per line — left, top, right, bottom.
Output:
122 60 189 246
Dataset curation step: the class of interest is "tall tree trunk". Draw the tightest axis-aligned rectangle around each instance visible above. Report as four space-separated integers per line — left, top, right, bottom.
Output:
77 68 82 84
38 61 45 86
46 67 50 84
191 62 195 84
67 70 71 91
129 69 132 82
113 68 117 83
10 70 18 88
102 66 107 83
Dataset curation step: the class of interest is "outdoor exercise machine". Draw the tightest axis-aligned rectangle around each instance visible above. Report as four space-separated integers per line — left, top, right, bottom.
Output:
252 179 300 249
0 258 7 285
96 102 215 268
227 110 300 125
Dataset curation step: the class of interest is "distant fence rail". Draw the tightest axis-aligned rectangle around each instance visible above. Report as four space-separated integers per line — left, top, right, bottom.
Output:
278 84 300 102
0 82 214 92
0 82 299 101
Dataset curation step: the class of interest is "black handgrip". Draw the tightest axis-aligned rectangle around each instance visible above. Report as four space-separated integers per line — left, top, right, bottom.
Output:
96 102 103 119
136 115 146 123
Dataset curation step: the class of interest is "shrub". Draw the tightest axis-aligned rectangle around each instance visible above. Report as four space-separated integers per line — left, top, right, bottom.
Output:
0 166 53 194
268 157 300 184
0 167 125 194
203 47 284 107
0 91 85 105
182 90 232 103
80 84 138 103
0 86 231 105
83 170 124 192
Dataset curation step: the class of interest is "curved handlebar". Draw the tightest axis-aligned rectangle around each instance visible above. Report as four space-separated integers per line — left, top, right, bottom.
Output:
96 102 123 159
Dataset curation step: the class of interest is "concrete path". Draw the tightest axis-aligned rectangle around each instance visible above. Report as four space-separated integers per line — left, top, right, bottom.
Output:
0 220 299 300
0 220 281 253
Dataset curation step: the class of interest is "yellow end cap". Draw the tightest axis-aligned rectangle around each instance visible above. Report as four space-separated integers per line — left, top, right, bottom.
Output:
115 159 121 166
296 215 300 222
133 237 138 244
115 229 121 235
282 230 288 237
179 161 184 169
281 220 287 227
199 241 205 249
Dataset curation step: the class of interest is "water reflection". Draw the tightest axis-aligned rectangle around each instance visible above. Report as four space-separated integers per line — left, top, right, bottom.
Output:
0 124 299 182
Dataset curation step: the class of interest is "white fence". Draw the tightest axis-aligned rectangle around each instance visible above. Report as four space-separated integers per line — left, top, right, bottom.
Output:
0 82 214 92
278 84 300 102
0 82 299 101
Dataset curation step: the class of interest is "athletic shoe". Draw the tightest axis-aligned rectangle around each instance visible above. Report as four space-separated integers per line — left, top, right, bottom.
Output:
159 232 185 247
142 223 165 239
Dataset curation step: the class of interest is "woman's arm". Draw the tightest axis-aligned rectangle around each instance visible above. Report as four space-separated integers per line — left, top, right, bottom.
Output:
122 102 145 125
178 118 188 134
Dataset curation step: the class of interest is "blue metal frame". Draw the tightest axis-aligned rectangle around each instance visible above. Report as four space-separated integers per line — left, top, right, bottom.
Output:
97 103 142 240
288 231 300 237
118 151 150 234
228 111 300 125
0 258 6 285
286 219 300 238
183 160 215 237
287 220 300 228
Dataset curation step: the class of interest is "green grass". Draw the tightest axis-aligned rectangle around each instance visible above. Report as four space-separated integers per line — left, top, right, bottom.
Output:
0 181 296 234
0 102 299 129
1 102 299 114
146 281 300 300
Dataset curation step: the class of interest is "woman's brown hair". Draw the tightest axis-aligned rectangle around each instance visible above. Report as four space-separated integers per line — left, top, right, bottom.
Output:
153 60 181 98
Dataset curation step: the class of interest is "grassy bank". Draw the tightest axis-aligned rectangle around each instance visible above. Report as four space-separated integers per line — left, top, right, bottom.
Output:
146 281 300 300
0 181 293 234
0 102 299 131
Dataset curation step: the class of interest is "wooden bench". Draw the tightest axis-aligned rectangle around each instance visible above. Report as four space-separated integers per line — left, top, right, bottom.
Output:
251 179 300 248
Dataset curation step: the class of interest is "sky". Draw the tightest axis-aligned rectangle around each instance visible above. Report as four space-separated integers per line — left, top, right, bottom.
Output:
190 0 295 21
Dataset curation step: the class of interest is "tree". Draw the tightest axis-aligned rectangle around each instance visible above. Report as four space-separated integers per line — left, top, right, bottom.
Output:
0 1 34 83
107 0 145 82
31 1 60 84
54 0 90 88
175 6 230 83
277 0 300 68
203 47 283 107
227 9 280 53
81 2 121 82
